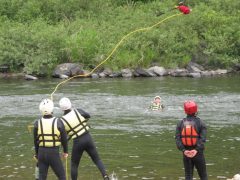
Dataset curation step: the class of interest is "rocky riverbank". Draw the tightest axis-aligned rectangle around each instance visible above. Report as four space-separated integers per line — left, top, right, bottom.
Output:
1 62 239 80
51 62 238 79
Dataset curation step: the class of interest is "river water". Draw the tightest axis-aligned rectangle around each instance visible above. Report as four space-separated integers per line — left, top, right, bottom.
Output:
0 75 239 180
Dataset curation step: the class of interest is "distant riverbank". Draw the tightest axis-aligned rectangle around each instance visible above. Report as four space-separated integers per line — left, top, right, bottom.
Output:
1 62 239 80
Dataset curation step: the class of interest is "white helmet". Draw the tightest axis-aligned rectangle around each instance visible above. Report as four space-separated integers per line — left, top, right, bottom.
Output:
39 99 54 115
59 97 72 111
154 96 161 100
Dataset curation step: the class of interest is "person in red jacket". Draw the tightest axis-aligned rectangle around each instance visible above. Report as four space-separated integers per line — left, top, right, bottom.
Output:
175 1 191 14
175 101 208 180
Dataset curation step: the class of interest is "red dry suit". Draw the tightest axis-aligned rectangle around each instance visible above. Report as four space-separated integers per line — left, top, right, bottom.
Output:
177 5 190 14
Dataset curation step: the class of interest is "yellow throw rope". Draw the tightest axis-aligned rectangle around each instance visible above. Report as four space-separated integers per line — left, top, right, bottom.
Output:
50 13 183 100
65 157 68 180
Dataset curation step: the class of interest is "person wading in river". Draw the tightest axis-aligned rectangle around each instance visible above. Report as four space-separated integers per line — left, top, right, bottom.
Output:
175 101 208 180
59 97 109 180
33 99 68 180
149 96 164 111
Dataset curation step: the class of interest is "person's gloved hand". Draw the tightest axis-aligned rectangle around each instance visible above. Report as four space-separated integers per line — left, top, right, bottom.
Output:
33 154 38 160
62 153 68 159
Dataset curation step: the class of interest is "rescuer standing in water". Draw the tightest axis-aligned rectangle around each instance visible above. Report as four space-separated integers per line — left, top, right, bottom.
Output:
175 101 208 180
59 97 109 180
33 99 68 180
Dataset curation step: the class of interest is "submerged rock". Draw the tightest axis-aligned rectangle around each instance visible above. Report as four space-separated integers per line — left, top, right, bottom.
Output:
24 74 38 80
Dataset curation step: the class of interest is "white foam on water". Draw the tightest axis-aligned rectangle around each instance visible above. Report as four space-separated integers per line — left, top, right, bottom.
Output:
7 175 15 178
120 169 127 172
7 141 15 144
129 155 139 158
206 163 215 166
109 171 118 180
217 176 227 179
133 166 143 169
142 177 154 179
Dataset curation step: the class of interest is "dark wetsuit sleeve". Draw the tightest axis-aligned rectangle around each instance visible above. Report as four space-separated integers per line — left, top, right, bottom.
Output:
57 119 68 153
33 120 39 155
77 108 91 119
175 120 185 152
196 118 207 151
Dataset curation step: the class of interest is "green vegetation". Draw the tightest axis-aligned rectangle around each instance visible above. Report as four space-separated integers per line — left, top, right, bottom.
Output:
0 0 239 75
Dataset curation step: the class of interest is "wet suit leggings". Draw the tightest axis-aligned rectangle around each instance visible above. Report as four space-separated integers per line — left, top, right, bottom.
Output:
183 151 208 180
38 147 66 180
71 133 107 180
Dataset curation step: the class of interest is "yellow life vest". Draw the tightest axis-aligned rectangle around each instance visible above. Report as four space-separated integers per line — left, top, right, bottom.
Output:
151 102 163 111
61 109 90 140
37 117 61 147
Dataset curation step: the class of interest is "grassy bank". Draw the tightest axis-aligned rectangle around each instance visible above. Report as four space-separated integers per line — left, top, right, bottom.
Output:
0 0 239 75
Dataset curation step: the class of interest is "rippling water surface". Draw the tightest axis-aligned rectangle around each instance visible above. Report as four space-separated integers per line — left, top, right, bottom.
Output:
0 75 239 179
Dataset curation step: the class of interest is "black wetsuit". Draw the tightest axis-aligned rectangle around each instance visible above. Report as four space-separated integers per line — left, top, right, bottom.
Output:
62 108 107 180
33 115 68 180
175 115 208 180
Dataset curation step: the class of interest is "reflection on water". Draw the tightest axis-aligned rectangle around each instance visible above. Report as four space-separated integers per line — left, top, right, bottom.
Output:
0 75 239 179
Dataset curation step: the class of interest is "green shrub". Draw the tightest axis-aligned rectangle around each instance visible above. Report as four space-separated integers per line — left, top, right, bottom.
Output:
0 0 239 75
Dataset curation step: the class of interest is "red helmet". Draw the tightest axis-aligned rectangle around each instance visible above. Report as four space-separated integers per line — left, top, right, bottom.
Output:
184 101 197 115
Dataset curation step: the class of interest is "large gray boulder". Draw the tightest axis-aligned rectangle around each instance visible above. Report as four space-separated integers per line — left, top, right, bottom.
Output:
121 69 133 78
148 66 167 76
91 73 99 79
133 68 151 77
233 63 240 71
99 68 113 78
201 71 212 76
187 62 204 73
188 72 201 78
109 72 122 78
170 68 188 77
53 63 84 78
215 69 228 74
146 69 157 77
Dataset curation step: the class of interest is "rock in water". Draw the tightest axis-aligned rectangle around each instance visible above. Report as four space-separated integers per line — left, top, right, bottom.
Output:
24 74 38 80
121 69 132 78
